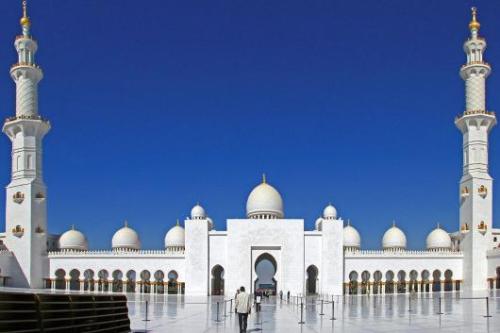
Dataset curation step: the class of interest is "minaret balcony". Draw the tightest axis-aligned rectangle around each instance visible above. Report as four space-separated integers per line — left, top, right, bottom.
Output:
461 61 490 69
460 61 491 80
455 110 495 122
460 110 495 117
10 62 40 70
455 110 496 133
4 114 48 123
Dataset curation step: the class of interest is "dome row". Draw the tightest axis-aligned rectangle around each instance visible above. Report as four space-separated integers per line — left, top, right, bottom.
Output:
59 179 452 252
59 203 213 251
341 222 452 251
315 204 451 251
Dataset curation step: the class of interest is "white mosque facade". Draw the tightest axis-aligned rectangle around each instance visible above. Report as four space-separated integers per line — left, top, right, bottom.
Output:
1 3 500 296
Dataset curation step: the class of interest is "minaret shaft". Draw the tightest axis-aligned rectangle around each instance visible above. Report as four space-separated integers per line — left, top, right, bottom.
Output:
2 1 49 289
465 75 485 111
455 7 495 292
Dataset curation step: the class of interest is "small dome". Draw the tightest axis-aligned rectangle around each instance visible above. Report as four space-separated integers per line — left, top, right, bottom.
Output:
315 217 323 231
112 222 140 250
343 224 361 249
323 204 337 220
382 223 407 250
426 225 451 250
164 222 185 249
191 203 206 219
246 175 284 219
59 226 88 251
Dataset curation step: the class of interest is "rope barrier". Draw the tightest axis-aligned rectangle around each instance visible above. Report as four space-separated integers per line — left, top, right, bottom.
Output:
215 298 233 322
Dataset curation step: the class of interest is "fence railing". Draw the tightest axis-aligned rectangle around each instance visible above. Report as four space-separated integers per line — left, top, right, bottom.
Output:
0 291 130 332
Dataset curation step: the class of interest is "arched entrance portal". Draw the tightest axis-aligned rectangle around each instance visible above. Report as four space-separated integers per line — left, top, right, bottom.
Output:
254 253 277 295
211 265 225 296
306 265 319 295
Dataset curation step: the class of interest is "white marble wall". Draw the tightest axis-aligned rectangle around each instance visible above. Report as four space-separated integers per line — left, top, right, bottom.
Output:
226 219 304 296
320 219 343 295
208 231 227 294
185 219 209 295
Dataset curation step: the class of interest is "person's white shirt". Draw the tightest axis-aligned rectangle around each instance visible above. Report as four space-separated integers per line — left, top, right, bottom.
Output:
235 291 252 314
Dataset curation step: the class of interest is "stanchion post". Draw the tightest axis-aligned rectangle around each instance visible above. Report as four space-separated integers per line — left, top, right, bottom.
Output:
230 299 233 316
216 302 220 322
142 300 150 322
484 297 492 318
224 300 228 317
330 300 336 321
320 299 324 315
437 296 443 315
298 299 305 324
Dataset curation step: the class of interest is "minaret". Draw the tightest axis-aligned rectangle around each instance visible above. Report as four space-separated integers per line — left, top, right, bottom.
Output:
455 7 495 291
2 1 50 288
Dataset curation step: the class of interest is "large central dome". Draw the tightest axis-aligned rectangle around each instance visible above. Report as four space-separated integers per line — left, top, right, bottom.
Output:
246 175 284 219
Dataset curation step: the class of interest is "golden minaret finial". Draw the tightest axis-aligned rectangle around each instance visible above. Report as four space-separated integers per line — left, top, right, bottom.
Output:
469 7 480 31
262 173 266 184
20 0 31 26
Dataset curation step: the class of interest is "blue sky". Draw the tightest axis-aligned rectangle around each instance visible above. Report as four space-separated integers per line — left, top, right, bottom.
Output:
0 0 499 250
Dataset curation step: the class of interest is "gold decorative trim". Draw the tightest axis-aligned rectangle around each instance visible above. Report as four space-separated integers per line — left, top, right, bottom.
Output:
12 225 24 237
13 192 24 204
478 185 488 198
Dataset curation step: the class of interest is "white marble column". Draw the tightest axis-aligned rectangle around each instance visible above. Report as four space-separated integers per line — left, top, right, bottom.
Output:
136 280 141 294
122 279 128 293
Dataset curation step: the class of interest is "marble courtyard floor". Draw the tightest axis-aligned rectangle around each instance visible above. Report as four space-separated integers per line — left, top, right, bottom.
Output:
128 290 500 332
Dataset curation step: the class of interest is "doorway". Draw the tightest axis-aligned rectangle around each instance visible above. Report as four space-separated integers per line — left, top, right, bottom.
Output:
254 253 277 295
211 265 225 295
306 265 319 295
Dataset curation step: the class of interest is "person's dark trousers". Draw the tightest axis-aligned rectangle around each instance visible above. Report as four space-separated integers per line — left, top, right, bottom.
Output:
238 312 248 332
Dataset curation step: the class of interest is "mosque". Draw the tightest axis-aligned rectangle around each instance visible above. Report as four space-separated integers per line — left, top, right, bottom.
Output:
0 2 500 297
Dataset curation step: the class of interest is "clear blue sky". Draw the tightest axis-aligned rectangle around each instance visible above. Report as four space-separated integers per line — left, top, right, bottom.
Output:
0 0 499 250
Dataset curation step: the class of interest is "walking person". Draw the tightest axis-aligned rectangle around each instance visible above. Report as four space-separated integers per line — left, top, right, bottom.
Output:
235 286 251 333
234 289 240 313
255 293 261 313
